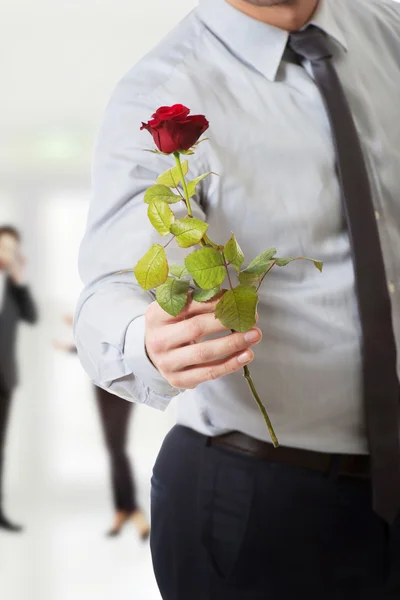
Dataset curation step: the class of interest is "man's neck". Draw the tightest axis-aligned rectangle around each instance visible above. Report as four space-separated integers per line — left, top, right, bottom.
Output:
225 0 320 31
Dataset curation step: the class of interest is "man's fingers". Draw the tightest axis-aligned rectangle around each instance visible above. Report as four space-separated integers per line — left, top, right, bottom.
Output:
148 312 230 353
165 328 262 371
146 294 221 325
184 293 224 315
169 349 255 389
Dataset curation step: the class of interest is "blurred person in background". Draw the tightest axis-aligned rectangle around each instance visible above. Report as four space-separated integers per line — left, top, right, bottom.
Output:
54 314 150 540
0 225 38 533
74 0 400 598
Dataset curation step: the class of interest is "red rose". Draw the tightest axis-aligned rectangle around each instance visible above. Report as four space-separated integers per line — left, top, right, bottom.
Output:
141 104 209 154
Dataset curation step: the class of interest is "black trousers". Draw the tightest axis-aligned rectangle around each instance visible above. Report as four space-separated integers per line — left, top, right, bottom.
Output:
0 390 12 513
151 425 400 600
95 387 137 513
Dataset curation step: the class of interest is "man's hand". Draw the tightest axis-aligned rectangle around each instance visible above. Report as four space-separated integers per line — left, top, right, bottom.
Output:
9 254 27 286
145 296 262 390
53 340 75 352
63 313 74 327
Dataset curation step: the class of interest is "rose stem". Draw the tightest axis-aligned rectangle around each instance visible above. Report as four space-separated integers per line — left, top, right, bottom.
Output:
223 254 279 446
174 152 193 217
229 330 279 447
174 152 279 446
243 365 279 448
173 152 219 250
222 251 234 291
256 260 276 292
163 235 175 249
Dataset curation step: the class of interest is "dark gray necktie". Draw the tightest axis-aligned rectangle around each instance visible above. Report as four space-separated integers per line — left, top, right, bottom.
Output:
289 25 400 523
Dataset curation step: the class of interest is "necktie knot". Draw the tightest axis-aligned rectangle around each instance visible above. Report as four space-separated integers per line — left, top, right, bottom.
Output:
289 25 333 62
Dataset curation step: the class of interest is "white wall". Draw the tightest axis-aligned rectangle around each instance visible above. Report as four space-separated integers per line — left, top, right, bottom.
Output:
1 0 196 146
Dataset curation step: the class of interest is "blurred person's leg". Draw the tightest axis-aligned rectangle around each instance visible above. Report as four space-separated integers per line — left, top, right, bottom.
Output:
95 386 149 539
0 389 22 532
151 425 390 600
0 389 11 507
96 386 136 512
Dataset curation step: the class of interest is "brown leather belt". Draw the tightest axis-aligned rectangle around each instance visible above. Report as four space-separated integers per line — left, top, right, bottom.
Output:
210 432 371 479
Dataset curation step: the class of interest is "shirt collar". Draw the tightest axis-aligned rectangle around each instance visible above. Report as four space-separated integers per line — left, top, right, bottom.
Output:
310 0 348 53
197 0 347 82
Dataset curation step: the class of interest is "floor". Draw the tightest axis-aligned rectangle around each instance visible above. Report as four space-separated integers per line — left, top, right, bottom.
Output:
0 319 175 600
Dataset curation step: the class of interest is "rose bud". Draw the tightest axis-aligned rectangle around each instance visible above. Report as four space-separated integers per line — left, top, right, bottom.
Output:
141 104 209 154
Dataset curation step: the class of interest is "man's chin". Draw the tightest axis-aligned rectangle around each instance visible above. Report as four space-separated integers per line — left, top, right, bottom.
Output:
240 0 297 6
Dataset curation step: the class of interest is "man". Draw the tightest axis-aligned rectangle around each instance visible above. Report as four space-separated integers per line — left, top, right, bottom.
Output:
0 226 37 532
75 0 400 597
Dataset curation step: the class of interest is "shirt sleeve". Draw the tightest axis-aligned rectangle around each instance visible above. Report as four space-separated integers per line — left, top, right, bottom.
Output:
74 75 207 409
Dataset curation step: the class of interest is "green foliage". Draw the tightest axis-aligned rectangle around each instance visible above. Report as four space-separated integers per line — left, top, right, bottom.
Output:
192 138 209 147
170 217 209 248
215 285 258 333
133 244 169 291
192 287 221 302
275 257 323 272
186 173 212 198
144 185 181 204
144 149 169 155
147 198 175 236
156 277 190 317
224 234 244 272
156 160 189 187
238 248 277 286
185 247 226 290
246 248 277 272
169 264 189 278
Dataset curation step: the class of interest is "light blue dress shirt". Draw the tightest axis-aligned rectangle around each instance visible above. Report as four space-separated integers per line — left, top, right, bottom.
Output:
75 0 400 454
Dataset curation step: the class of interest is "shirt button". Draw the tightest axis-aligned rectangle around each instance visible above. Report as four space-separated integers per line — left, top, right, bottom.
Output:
388 281 396 295
375 210 381 221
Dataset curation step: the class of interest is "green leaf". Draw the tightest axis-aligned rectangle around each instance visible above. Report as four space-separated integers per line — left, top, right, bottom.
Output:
147 198 175 236
187 173 212 198
133 244 169 291
156 277 190 317
215 285 258 333
238 269 265 287
156 160 189 188
144 185 181 205
144 149 170 156
275 257 323 272
314 260 323 273
170 217 208 248
246 248 277 273
224 234 244 272
238 248 277 286
193 287 220 302
185 247 226 290
169 264 189 278
192 138 209 147
179 149 195 155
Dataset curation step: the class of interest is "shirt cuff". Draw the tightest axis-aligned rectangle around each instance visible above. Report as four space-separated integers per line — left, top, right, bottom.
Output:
124 315 180 406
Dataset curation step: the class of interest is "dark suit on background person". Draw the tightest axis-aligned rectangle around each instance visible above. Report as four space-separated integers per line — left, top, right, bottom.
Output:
0 277 37 531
